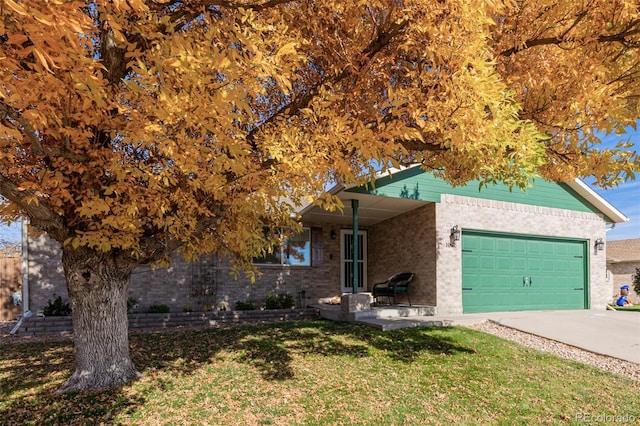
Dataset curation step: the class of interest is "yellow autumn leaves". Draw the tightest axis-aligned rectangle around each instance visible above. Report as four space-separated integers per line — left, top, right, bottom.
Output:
0 0 637 261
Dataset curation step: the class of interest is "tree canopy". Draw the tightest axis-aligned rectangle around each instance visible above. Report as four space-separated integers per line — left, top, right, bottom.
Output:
1 0 638 265
1 0 639 392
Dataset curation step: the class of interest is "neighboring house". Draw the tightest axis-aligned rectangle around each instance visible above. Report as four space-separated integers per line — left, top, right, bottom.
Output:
21 167 628 316
606 238 640 303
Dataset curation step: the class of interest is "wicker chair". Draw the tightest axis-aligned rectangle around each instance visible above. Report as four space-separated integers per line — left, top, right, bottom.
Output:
371 272 414 306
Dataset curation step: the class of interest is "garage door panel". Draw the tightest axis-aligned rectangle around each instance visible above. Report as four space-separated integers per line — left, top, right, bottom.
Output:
480 256 495 269
496 256 512 269
496 293 516 307
462 232 587 313
541 241 557 255
528 241 541 254
511 240 527 254
568 245 583 256
511 257 527 271
556 243 570 256
480 238 496 251
495 239 512 253
495 275 513 288
527 258 542 271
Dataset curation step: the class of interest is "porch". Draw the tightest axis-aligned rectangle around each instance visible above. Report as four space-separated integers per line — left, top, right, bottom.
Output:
311 293 447 331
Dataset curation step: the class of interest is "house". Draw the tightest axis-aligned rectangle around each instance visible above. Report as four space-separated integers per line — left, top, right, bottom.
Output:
606 238 640 303
20 167 628 317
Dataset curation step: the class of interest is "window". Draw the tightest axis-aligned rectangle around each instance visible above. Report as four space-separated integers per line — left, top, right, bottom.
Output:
254 227 311 266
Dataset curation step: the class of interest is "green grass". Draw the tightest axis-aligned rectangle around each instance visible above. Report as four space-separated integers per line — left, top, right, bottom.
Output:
608 304 640 312
1 321 639 425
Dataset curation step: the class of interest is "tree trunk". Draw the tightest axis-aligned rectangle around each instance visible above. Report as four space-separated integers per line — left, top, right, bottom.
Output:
57 247 141 393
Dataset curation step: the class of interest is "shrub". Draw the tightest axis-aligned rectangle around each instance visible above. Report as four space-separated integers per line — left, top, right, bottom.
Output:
235 300 256 311
632 267 640 296
127 297 138 313
264 292 295 310
43 296 72 316
147 304 170 313
183 305 193 313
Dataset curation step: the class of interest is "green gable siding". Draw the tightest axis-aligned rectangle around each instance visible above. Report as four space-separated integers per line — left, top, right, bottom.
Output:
347 168 610 220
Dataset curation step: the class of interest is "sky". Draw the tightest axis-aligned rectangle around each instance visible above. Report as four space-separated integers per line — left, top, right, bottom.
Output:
0 219 21 244
592 179 639 241
588 129 640 241
0 131 638 244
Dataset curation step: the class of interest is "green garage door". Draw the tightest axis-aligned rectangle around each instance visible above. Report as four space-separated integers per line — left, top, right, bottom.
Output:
462 231 588 313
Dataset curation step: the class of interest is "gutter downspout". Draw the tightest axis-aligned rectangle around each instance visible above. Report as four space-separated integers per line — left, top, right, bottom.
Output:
10 218 29 334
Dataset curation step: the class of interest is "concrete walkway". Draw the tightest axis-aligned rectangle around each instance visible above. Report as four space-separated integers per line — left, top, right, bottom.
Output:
425 310 640 364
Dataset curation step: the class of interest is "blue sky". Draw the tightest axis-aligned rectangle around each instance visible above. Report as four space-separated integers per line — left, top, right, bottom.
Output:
592 179 639 241
0 219 21 244
587 129 639 241
0 131 638 244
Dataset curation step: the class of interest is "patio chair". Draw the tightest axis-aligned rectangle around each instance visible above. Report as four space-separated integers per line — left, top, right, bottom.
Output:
372 272 414 306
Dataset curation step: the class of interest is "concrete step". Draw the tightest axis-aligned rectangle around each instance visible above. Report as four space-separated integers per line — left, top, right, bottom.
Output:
314 303 438 323
363 306 436 319
356 317 453 331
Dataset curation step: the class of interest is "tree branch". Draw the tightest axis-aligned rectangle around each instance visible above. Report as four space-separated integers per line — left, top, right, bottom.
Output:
165 0 293 26
0 102 88 161
245 19 410 150
500 22 640 56
0 174 67 239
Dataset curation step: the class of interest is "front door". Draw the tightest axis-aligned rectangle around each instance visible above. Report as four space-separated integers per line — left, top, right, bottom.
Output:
340 230 367 293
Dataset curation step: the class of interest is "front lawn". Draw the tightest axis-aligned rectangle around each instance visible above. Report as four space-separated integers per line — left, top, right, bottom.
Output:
1 321 638 425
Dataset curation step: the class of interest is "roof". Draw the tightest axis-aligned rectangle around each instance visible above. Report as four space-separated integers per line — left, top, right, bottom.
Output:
300 165 629 227
606 238 640 264
564 179 628 225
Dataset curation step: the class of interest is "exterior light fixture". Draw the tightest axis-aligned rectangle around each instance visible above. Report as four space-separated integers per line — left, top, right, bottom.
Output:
595 238 605 251
450 225 461 246
330 230 337 240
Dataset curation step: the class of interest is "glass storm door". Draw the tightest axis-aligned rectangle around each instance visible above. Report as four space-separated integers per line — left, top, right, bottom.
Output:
340 230 367 293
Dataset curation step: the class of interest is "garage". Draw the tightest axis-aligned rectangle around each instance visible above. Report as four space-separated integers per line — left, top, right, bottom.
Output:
462 231 588 313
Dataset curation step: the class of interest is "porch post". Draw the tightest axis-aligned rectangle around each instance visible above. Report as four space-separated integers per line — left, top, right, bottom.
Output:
352 199 359 294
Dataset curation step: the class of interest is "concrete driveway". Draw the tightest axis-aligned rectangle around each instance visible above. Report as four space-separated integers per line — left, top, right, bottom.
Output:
473 310 640 364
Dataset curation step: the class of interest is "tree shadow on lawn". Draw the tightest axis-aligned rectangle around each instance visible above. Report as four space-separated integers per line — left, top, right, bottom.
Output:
131 320 476 380
0 320 475 425
0 340 145 426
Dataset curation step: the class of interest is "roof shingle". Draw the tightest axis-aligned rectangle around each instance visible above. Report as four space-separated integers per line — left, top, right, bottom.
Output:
606 238 640 263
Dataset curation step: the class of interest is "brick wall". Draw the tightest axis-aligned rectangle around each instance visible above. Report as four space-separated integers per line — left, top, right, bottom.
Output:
607 262 639 303
28 235 67 312
27 226 345 314
368 203 437 306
